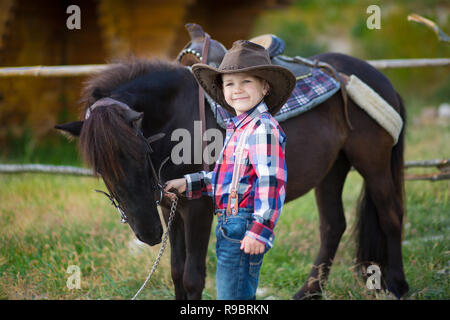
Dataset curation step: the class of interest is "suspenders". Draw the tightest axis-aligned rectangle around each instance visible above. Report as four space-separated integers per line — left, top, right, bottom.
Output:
225 119 256 216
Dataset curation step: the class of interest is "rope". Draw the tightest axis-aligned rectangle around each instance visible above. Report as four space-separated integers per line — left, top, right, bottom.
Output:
131 195 178 300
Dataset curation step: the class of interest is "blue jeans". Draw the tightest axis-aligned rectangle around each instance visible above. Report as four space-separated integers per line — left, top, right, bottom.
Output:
215 208 267 300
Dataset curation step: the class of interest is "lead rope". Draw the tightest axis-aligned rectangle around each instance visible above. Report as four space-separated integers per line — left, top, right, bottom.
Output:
131 194 178 300
131 155 177 299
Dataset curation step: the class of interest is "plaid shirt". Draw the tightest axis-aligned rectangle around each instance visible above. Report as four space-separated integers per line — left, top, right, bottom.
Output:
184 102 287 248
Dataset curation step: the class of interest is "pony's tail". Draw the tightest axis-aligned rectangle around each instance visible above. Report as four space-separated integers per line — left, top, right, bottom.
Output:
355 92 406 276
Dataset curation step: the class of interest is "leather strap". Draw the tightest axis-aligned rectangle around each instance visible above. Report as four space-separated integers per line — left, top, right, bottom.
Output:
85 97 130 119
337 72 352 130
225 119 256 216
293 56 353 131
198 34 210 172
315 60 353 131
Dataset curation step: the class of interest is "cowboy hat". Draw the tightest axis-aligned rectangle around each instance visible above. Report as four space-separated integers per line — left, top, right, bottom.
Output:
191 40 296 115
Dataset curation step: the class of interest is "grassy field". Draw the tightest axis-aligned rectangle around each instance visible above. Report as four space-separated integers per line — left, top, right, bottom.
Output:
0 108 449 300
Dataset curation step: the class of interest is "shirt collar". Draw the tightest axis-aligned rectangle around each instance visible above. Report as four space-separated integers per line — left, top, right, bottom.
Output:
228 100 269 130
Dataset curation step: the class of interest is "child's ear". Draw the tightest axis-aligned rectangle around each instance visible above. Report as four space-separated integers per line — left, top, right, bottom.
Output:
263 81 270 96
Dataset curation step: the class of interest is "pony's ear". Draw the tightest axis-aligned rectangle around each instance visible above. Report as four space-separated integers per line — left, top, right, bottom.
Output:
54 121 84 137
124 108 144 124
125 109 144 130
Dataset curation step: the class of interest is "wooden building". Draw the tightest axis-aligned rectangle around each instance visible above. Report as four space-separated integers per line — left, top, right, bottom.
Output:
0 0 290 144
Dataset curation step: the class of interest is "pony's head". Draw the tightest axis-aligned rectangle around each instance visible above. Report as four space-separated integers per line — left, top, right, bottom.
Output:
55 59 191 246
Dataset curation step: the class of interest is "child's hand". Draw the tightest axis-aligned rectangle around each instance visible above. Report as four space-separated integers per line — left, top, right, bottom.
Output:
163 178 186 200
240 236 265 255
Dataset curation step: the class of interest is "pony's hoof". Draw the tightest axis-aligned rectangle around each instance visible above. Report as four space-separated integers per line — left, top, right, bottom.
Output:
387 276 409 299
292 288 323 300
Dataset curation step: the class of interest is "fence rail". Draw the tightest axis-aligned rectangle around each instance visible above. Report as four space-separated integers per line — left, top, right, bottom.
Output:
0 164 93 176
0 58 449 77
1 160 449 181
0 64 109 77
404 159 449 169
404 159 450 181
367 58 450 69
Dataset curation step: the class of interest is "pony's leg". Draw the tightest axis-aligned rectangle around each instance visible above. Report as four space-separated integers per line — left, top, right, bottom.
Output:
293 153 350 300
182 199 214 299
163 203 187 300
343 122 408 298
360 169 409 298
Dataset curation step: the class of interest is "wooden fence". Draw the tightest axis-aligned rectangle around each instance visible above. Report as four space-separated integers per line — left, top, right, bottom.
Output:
0 58 449 77
0 57 448 181
1 160 449 181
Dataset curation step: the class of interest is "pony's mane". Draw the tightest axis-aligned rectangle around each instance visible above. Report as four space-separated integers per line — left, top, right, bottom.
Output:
78 58 186 187
79 57 184 113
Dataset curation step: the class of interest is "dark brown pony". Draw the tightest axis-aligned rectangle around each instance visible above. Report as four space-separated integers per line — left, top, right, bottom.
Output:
56 53 409 299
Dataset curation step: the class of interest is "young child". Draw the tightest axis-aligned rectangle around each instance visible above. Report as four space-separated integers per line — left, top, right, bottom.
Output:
164 40 295 300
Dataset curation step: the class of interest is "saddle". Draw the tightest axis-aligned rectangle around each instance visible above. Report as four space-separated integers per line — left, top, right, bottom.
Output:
177 23 312 79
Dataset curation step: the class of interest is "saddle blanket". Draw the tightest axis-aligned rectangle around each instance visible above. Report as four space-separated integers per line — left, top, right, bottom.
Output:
206 68 341 129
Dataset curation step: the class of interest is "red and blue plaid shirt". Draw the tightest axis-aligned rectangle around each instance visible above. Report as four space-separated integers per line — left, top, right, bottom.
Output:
184 102 287 248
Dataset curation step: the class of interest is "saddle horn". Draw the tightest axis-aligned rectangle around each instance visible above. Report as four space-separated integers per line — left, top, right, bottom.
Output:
185 23 206 41
178 23 227 68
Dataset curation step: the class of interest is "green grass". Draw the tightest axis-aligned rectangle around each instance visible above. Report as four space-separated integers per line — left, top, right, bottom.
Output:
0 105 449 300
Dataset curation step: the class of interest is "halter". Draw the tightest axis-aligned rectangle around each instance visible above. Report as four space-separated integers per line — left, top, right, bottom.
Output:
86 97 168 224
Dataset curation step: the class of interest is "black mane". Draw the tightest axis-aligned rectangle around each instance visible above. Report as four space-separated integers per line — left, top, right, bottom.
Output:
79 58 187 114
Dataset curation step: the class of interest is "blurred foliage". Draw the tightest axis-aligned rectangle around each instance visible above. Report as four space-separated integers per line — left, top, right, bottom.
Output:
1 127 81 166
0 76 82 165
252 0 450 103
0 1 99 165
252 13 327 57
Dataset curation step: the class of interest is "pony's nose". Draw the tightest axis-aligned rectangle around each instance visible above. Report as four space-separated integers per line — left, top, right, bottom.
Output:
136 233 161 246
136 226 163 246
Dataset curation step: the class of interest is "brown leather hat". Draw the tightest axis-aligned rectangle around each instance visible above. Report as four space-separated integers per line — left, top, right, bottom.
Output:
191 40 296 115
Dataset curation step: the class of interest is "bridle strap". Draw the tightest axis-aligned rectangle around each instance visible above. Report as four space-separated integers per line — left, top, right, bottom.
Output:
95 189 128 223
85 97 131 120
198 34 210 172
134 125 165 201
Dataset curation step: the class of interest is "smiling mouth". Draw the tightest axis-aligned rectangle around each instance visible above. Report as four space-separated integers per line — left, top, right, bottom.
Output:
233 97 249 101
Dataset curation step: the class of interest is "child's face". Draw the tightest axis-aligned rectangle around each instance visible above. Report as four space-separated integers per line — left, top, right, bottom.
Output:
222 73 269 116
